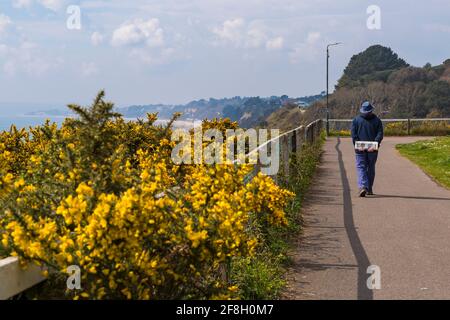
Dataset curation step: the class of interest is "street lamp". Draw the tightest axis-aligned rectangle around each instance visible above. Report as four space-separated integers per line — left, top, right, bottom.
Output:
326 42 342 136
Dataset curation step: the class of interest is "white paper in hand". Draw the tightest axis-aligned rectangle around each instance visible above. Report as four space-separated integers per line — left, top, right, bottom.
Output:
355 141 379 151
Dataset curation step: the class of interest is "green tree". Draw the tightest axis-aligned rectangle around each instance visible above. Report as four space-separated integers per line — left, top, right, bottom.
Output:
337 45 409 88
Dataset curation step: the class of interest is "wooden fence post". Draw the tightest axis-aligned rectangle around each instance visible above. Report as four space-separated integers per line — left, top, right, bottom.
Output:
295 127 304 156
281 135 289 181
305 125 311 144
291 131 297 153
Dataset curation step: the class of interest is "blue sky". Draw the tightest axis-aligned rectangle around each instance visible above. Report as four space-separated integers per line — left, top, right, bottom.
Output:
1 0 450 109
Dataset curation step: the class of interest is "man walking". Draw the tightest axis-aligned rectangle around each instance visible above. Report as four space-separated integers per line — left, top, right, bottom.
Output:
351 101 384 197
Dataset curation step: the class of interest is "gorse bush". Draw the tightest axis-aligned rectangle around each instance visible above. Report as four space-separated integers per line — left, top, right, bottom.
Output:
384 121 450 136
0 91 293 300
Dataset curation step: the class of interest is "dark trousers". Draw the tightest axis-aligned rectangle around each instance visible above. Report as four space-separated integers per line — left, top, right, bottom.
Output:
355 151 378 192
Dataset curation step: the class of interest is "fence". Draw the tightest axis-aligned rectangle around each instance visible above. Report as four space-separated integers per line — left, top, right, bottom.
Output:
0 119 324 300
326 118 450 136
238 119 323 183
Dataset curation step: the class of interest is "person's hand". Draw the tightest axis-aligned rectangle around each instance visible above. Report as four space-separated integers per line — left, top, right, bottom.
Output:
368 147 375 152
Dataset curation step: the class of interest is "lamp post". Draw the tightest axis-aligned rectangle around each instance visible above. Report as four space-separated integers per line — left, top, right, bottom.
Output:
326 42 342 136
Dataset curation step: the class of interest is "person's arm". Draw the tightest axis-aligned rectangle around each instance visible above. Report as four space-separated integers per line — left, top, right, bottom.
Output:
375 118 384 146
351 118 358 146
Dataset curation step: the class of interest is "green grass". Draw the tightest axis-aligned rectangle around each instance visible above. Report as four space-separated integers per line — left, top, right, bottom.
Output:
396 136 450 189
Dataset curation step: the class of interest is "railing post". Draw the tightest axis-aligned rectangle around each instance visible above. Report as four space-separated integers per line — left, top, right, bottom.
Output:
314 120 319 140
291 131 297 153
313 122 317 142
295 127 304 155
281 135 289 181
326 118 329 136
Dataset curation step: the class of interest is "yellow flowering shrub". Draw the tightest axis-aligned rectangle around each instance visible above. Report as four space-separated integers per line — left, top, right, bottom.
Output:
0 91 293 299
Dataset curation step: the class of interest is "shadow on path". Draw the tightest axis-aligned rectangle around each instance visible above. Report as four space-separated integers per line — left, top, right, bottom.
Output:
336 137 373 300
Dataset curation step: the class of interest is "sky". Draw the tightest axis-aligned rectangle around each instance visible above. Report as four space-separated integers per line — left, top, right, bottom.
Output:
1 0 450 111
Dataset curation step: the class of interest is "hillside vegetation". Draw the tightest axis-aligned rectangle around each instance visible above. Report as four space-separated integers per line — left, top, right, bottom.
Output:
263 103 307 132
268 45 450 131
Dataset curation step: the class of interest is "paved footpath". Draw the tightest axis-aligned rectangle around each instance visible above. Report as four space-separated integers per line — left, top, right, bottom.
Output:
283 137 450 300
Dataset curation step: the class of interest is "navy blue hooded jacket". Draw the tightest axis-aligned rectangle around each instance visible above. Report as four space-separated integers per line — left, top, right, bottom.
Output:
351 113 384 150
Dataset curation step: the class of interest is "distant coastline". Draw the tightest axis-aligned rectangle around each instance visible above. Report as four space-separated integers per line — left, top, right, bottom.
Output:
0 114 201 132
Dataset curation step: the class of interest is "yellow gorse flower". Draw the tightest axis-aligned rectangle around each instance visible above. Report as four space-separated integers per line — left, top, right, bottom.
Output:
0 91 294 300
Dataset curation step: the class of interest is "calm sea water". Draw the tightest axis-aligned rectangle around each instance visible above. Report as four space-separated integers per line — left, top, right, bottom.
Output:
0 116 201 132
0 116 66 132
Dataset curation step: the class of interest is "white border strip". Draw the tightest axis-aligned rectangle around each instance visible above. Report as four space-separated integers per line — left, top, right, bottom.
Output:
0 257 45 300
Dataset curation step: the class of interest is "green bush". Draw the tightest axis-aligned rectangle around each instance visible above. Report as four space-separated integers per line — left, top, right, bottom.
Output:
231 255 285 300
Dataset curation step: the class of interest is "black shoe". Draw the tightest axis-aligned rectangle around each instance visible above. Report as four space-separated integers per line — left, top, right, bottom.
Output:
359 188 367 197
367 190 374 196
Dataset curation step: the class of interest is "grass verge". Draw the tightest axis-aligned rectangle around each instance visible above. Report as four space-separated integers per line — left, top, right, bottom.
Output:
231 132 325 299
396 136 450 189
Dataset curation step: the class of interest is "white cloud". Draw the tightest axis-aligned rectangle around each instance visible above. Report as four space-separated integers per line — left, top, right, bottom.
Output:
111 18 164 47
12 0 65 11
129 47 176 66
289 32 322 64
266 37 284 50
91 32 104 46
12 0 33 9
110 18 186 66
0 42 60 77
0 14 12 35
246 25 267 48
306 31 321 44
39 0 64 11
81 62 98 76
212 18 245 46
212 18 283 51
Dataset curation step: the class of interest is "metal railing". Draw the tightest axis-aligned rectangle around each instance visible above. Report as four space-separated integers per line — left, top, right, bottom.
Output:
238 119 323 183
326 118 450 135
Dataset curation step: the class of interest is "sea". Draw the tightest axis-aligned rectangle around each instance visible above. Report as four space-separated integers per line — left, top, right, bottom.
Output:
0 115 201 132
0 115 66 131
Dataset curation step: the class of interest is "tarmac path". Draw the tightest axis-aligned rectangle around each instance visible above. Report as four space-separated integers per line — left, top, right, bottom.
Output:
283 137 450 300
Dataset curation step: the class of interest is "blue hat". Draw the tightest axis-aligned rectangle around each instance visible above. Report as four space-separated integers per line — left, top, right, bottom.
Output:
360 101 374 114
